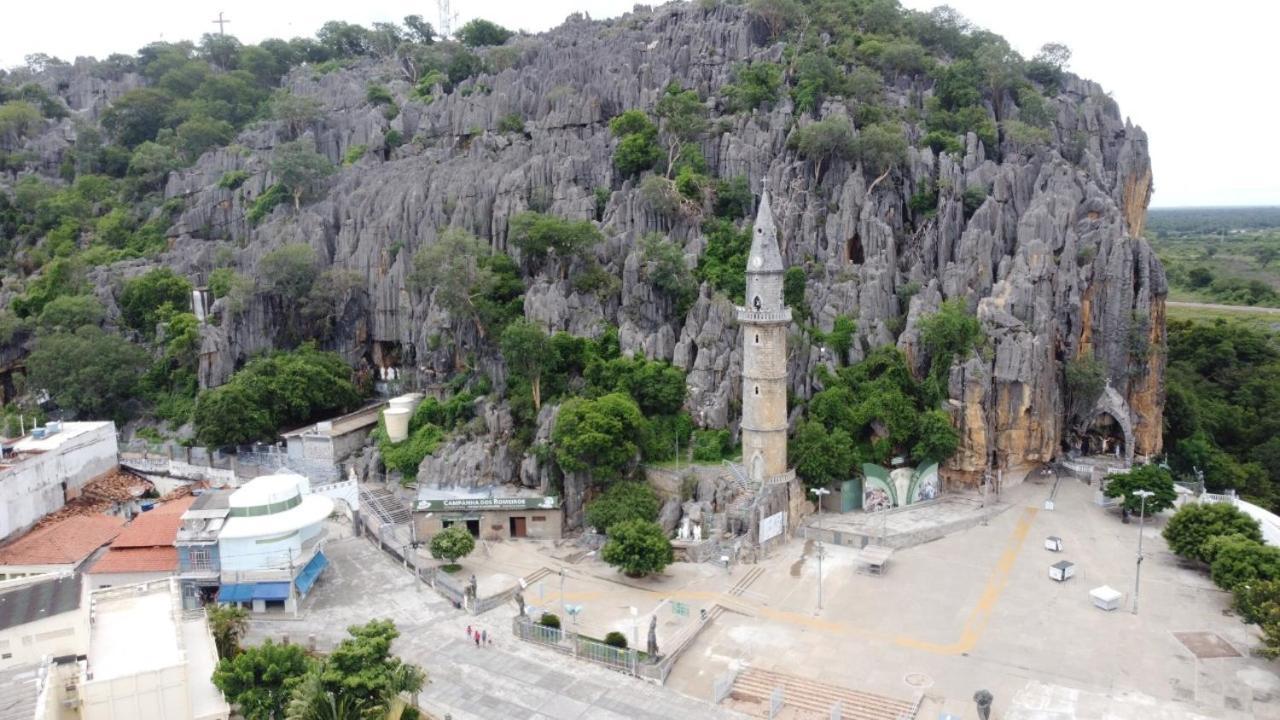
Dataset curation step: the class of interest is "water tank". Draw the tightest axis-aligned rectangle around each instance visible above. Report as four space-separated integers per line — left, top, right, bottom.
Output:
383 408 411 443
388 394 422 413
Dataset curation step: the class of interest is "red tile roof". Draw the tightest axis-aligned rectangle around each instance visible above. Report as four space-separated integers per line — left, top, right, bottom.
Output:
0 515 126 567
85 547 178 574
110 497 195 549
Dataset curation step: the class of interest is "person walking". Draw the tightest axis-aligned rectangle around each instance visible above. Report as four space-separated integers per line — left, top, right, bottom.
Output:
481 629 487 646
474 631 481 648
466 625 473 641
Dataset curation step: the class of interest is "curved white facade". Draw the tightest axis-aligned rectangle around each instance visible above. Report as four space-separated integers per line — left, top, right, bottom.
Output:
218 473 333 572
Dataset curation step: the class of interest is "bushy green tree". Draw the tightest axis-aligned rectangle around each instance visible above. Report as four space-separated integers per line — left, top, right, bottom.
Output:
26 326 147 421
35 294 104 332
788 116 854 183
609 110 662 178
722 62 782 113
259 244 319 301
213 640 313 720
791 420 857 489
507 211 603 273
640 233 696 316
501 319 554 411
585 481 660 533
101 88 173 147
206 604 249 659
458 19 512 47
600 519 673 577
0 101 42 147
1232 579 1280 658
430 525 476 564
292 620 425 719
1163 502 1263 563
654 84 707 178
919 298 983 394
553 392 646 483
192 345 359 447
695 219 751 301
271 138 333 210
1102 464 1178 515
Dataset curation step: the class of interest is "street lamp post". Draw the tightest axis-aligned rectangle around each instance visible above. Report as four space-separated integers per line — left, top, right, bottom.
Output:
810 487 831 613
1131 489 1155 615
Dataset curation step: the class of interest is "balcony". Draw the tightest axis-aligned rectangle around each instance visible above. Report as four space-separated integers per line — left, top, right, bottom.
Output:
735 307 792 324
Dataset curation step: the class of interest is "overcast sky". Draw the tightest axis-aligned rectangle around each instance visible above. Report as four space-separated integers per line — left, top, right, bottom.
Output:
1 0 1275 207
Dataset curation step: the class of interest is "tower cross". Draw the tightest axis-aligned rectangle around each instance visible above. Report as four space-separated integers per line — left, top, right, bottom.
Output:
212 11 231 35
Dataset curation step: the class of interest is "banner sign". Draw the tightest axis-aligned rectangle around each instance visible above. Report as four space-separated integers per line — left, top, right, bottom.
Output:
416 496 559 512
759 511 785 543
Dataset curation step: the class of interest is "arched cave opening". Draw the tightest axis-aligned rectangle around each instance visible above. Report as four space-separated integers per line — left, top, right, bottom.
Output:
1076 412 1127 457
846 233 864 265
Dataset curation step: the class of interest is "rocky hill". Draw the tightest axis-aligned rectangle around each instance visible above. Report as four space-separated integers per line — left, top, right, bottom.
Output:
0 1 1163 512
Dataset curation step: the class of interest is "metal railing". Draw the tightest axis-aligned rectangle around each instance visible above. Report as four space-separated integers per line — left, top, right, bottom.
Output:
712 668 738 704
511 617 639 676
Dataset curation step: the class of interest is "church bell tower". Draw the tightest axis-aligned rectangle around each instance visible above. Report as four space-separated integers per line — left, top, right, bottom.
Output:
738 182 792 483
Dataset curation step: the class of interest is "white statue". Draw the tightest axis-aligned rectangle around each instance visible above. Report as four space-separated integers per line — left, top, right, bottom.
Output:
693 523 702 541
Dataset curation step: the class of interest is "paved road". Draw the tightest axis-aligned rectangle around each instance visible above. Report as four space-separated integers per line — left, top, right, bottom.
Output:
1167 300 1280 314
245 529 743 720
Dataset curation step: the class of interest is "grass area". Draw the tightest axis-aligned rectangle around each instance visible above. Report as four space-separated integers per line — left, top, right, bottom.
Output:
440 563 462 573
1166 302 1280 333
1148 207 1280 308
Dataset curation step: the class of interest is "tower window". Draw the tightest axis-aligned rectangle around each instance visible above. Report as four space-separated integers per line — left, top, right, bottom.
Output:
754 333 759 344
752 296 761 311
754 385 759 395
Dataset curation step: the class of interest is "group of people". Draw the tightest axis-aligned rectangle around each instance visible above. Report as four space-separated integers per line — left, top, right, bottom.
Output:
466 624 492 648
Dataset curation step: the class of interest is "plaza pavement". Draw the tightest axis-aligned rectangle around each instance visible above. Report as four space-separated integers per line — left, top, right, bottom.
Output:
243 472 1280 719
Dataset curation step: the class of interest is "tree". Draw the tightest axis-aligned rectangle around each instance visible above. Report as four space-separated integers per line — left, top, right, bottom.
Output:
507 211 603 273
207 604 249 658
788 117 854 183
212 639 313 720
284 667 368 720
1232 579 1280 658
604 631 628 649
120 268 192 334
410 229 502 339
911 410 960 462
501 319 553 412
654 85 706 178
101 88 173 147
0 101 42 148
791 420 857 489
553 393 647 483
1102 464 1178 515
317 620 425 714
430 526 476 565
35 295 103 332
747 0 801 38
27 327 147 420
403 15 436 44
722 62 782 113
176 115 234 160
585 481 660 533
600 519 673 577
259 244 319 301
271 138 333 210
1163 502 1264 563
919 298 983 390
610 111 662 178
459 19 513 47
852 122 908 177
1064 355 1106 424
640 233 696 316
271 92 323 139
126 141 180 191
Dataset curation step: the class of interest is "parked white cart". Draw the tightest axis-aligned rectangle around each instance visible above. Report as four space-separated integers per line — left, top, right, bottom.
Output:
1049 560 1075 582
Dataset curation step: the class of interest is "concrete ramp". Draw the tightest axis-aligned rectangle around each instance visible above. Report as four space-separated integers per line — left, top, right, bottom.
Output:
730 666 918 719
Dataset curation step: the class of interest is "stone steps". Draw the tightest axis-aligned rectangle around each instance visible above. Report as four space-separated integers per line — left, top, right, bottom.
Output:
730 667 916 720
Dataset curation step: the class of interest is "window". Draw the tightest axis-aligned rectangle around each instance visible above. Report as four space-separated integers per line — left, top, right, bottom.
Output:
35 628 74 642
754 385 759 395
531 516 546 522
0 653 9 660
754 333 759 344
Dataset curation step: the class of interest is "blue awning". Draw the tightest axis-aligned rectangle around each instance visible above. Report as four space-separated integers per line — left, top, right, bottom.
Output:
252 582 291 601
294 551 328 595
217 584 252 603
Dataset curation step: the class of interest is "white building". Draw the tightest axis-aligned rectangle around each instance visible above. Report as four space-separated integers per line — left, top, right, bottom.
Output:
80 579 229 720
0 574 87 672
0 422 119 541
216 473 333 613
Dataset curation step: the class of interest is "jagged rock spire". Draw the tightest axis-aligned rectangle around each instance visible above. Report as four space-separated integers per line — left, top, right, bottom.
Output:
748 178 783 274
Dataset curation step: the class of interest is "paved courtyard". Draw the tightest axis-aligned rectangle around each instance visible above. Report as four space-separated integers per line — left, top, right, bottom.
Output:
243 473 1280 720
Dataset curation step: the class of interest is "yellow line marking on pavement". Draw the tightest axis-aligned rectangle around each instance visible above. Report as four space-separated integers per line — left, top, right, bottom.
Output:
539 505 1040 656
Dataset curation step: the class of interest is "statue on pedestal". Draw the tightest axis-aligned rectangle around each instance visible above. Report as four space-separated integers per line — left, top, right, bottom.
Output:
647 614 658 656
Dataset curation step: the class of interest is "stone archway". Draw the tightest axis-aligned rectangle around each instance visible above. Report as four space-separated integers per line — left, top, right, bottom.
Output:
1089 384 1135 464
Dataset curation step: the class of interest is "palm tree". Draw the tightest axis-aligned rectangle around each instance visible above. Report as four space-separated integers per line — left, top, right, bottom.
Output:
285 668 371 720
206 604 249 659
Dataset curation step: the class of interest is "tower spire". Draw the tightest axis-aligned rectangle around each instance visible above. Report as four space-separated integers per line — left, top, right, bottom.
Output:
748 180 783 274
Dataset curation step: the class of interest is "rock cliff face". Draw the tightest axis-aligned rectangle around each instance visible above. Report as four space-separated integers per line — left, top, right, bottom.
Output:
6 3 1163 491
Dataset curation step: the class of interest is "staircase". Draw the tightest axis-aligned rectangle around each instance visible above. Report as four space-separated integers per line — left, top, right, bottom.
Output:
359 485 412 525
723 460 761 522
730 667 917 720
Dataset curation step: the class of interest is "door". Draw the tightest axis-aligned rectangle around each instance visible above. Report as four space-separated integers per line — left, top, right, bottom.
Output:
510 516 527 538
465 519 480 537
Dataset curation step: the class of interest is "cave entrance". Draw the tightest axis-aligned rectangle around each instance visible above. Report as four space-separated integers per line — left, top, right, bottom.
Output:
1080 411 1127 458
845 233 864 265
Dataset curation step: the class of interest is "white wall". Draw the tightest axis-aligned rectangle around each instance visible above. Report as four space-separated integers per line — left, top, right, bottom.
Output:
0 609 89 670
218 533 303 573
0 424 118 541
85 571 172 591
81 663 191 720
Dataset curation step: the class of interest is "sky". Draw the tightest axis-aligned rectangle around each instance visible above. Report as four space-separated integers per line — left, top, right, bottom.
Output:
1 1 1275 207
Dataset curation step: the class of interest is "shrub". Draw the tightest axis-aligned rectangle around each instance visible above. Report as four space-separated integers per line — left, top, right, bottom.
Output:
553 393 647 483
722 61 782 112
342 145 367 165
497 113 524 134
603 631 628 649
613 130 662 178
247 183 289 224
712 176 751 220
585 482 660 533
429 525 476 564
922 130 963 156
259 244 318 300
365 84 393 106
377 420 444 478
692 428 732 462
1163 502 1263 563
217 170 250 190
600 519 673 577
538 613 561 630
1205 535 1280 591
385 129 404 149
458 18 512 47
695 218 751 302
